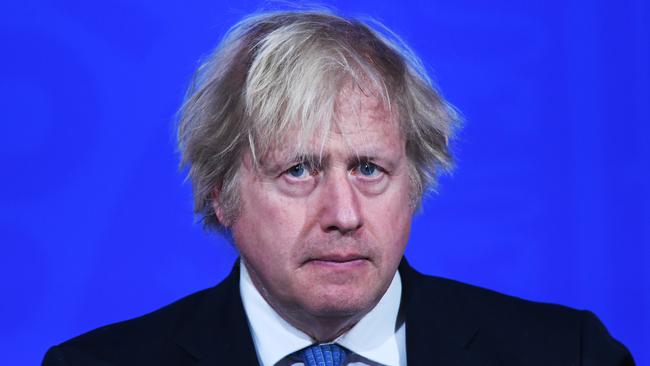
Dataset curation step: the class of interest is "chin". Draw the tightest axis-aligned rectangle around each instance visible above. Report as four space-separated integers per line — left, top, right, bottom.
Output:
303 287 380 319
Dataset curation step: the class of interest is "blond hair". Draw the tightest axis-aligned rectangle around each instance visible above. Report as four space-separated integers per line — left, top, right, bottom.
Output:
177 9 460 231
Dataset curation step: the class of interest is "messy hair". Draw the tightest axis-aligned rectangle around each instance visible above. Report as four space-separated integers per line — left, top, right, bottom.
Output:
177 9 460 231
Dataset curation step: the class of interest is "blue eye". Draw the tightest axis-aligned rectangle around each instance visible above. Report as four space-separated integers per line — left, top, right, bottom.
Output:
358 161 379 177
287 163 309 178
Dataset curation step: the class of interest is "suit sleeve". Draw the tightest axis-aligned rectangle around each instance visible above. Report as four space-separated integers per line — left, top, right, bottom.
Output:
42 346 69 366
580 310 635 366
42 345 114 366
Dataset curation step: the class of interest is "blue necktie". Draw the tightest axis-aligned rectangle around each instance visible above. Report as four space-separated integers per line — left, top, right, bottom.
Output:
300 343 347 366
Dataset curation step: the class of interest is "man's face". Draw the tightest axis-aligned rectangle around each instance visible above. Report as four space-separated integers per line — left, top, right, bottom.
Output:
226 88 414 334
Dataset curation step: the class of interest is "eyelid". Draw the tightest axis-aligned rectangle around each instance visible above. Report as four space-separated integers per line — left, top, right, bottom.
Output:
352 160 385 178
280 159 387 177
282 161 318 180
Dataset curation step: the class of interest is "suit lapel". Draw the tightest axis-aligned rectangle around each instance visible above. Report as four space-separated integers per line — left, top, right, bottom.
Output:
174 260 260 365
400 259 488 366
171 258 489 366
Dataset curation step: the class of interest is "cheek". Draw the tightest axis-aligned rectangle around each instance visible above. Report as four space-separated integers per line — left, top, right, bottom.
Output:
234 188 310 262
364 182 413 248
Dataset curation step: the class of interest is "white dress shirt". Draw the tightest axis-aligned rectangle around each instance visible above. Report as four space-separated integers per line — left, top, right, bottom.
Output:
239 261 407 366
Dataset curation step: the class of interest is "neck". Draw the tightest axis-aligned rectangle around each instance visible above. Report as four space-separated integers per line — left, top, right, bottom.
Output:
241 260 374 343
276 306 367 343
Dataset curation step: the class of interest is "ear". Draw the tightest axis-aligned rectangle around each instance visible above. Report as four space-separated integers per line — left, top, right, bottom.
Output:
211 188 227 226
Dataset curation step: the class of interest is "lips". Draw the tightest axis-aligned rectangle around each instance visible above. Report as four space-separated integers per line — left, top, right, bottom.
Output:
306 253 369 264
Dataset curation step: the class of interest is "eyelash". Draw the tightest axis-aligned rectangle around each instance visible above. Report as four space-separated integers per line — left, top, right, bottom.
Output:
285 162 315 179
354 161 381 177
282 161 385 179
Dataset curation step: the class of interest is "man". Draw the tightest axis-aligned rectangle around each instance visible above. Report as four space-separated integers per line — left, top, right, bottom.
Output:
43 9 634 366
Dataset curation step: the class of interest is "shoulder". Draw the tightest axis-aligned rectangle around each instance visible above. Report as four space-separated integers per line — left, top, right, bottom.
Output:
400 263 634 365
416 270 581 328
42 277 235 366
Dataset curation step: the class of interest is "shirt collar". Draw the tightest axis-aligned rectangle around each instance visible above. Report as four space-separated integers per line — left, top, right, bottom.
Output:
239 260 404 366
336 269 403 366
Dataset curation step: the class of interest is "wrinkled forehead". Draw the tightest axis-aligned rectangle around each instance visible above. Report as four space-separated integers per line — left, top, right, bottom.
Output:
253 86 402 167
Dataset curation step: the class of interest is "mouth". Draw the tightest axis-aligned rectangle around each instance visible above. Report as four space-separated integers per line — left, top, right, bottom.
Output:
305 254 370 267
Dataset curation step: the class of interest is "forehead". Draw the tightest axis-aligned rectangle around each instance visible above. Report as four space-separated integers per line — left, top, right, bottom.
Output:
334 87 394 133
262 87 403 164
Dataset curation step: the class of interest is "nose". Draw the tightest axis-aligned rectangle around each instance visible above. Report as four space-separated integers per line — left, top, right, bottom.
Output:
318 170 363 234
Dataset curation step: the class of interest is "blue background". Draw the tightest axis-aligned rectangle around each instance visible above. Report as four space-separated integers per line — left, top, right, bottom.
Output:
1 1 648 365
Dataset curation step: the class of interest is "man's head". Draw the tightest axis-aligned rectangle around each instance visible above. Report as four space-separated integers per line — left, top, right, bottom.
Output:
177 9 459 341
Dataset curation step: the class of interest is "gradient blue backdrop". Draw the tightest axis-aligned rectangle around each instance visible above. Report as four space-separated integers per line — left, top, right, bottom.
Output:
1 1 648 365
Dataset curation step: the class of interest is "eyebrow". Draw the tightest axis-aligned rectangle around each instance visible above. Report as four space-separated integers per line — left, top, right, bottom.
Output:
294 153 377 164
293 153 329 170
258 153 328 174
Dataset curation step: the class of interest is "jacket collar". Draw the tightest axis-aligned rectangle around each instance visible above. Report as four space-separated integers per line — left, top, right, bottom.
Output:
399 258 485 366
174 260 259 365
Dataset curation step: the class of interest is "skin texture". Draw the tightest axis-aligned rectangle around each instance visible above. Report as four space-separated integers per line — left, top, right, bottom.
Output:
217 88 415 342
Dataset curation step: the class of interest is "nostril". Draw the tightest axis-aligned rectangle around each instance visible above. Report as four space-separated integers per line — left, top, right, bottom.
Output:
324 221 362 235
325 225 339 233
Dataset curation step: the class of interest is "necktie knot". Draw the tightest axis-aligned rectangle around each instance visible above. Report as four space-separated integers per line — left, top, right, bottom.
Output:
300 343 347 366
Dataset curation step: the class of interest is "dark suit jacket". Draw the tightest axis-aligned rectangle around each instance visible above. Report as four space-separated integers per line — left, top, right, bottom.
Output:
43 259 634 365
